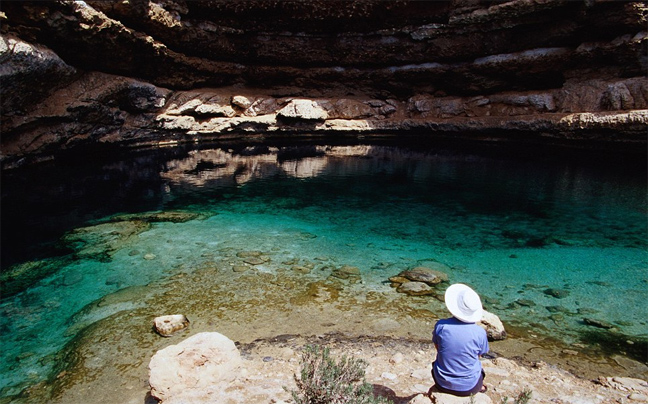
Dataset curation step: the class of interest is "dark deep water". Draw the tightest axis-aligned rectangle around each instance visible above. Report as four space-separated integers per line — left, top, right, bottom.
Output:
1 139 647 397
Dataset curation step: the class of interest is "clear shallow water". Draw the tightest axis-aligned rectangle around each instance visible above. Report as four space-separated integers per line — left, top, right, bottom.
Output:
1 143 647 398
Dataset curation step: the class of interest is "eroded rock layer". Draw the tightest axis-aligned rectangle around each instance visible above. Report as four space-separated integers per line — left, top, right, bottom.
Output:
1 0 646 167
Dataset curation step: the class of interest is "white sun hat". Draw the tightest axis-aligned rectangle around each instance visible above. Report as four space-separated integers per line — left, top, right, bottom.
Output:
444 283 484 323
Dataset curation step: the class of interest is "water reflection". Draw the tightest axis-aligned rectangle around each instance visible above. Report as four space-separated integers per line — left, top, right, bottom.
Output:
0 142 646 401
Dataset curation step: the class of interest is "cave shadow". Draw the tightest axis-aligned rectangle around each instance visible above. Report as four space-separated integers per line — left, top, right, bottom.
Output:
373 384 425 404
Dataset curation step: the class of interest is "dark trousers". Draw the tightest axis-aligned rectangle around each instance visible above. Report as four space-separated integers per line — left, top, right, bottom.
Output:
432 368 485 397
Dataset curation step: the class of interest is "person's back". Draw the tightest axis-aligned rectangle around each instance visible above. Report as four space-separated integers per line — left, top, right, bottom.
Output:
433 317 488 393
431 283 489 396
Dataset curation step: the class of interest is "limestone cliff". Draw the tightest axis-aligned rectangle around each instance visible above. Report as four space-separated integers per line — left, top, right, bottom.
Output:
1 0 646 168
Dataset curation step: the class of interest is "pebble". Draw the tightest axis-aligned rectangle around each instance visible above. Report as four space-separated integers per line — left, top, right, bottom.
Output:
381 372 397 380
243 256 269 265
583 317 615 329
390 352 404 364
410 368 431 380
292 265 311 274
105 277 120 286
482 367 511 377
233 265 250 273
144 253 156 260
543 288 570 298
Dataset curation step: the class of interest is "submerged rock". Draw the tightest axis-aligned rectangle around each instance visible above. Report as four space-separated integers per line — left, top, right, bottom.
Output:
66 287 149 337
388 275 411 285
0 257 70 298
331 265 361 280
62 221 152 261
292 265 312 274
583 318 615 329
549 314 565 324
545 305 572 314
233 265 250 273
242 256 270 265
111 211 209 223
237 251 271 265
393 266 449 286
153 314 190 337
62 272 84 286
543 288 570 299
397 281 436 296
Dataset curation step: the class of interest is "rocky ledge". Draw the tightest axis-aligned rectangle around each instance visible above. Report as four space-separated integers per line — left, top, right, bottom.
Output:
1 1 646 168
146 331 648 404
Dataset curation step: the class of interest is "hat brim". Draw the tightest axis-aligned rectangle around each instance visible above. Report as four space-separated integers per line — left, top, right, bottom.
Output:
444 283 484 323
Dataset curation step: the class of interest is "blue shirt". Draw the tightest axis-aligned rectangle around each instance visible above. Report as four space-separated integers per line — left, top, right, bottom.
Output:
432 317 489 392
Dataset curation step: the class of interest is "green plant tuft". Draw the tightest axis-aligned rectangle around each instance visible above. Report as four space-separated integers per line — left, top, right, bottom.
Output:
500 388 532 404
287 344 391 404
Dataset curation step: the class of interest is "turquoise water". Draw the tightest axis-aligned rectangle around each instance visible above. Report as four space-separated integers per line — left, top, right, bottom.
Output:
1 143 647 398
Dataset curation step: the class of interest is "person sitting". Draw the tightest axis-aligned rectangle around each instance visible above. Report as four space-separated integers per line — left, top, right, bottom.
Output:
431 283 489 396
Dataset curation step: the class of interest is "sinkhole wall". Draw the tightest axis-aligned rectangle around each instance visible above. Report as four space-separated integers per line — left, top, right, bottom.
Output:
1 0 647 168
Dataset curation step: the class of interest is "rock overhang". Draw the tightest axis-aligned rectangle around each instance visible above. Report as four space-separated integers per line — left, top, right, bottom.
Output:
0 0 646 167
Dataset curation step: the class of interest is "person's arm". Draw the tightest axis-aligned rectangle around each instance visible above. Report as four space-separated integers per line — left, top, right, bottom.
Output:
479 329 490 356
432 325 440 351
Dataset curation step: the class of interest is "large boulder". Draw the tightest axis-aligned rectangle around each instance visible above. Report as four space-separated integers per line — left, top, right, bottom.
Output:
477 310 507 341
0 33 77 112
149 332 242 402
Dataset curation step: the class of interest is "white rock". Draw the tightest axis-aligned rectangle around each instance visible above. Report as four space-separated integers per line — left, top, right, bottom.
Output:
481 365 510 377
277 99 328 120
390 352 405 364
411 367 432 380
381 372 398 380
407 393 431 404
232 95 254 109
614 377 648 390
148 332 242 401
153 314 189 337
430 391 492 403
628 392 648 402
195 103 236 117
478 310 507 340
